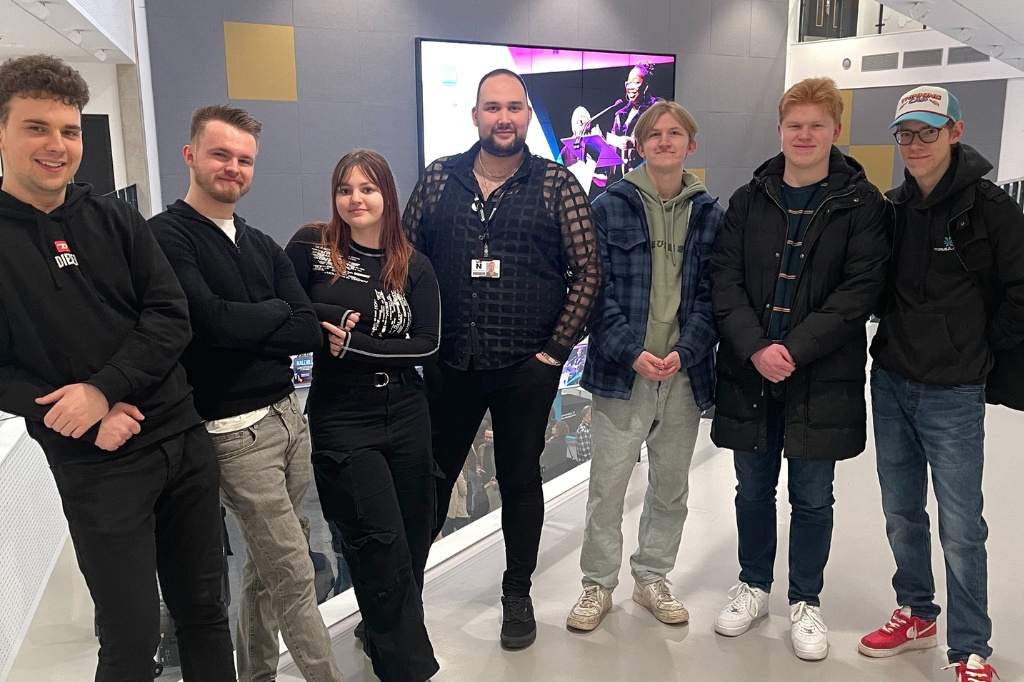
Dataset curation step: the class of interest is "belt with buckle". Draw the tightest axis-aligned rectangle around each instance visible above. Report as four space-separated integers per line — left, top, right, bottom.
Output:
324 369 418 388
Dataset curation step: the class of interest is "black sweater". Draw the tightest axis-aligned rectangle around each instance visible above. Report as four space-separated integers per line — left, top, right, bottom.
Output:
872 144 1024 386
285 226 440 383
0 184 200 463
150 200 322 420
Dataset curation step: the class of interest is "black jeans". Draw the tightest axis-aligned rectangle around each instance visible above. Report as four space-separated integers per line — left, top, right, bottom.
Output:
48 425 234 682
307 373 439 682
733 397 837 605
429 356 562 596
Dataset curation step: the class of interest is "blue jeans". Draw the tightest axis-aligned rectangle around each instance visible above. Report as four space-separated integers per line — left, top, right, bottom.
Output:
734 397 837 605
871 367 990 663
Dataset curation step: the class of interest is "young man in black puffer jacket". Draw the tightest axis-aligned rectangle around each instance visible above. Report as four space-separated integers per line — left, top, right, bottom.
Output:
859 86 1024 682
710 77 889 661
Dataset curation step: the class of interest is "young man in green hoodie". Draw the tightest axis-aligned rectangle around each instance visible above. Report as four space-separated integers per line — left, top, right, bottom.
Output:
568 101 724 632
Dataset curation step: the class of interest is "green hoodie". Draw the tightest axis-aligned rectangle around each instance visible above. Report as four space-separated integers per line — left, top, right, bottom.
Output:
624 165 706 358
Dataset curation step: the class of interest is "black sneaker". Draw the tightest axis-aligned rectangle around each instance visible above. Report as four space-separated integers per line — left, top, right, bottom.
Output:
500 595 537 650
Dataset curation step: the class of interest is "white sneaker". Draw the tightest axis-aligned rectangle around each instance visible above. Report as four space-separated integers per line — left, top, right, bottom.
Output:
715 582 769 636
566 585 612 631
790 601 829 660
632 579 689 624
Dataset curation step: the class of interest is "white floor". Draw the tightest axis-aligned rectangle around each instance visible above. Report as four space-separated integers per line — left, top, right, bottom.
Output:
10 404 1024 682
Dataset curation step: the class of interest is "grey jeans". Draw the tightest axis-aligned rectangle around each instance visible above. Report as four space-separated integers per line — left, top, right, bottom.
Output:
210 392 344 682
580 373 702 589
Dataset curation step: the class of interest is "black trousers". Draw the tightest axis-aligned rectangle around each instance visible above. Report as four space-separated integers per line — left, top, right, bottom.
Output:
48 425 234 682
307 373 439 682
429 356 562 596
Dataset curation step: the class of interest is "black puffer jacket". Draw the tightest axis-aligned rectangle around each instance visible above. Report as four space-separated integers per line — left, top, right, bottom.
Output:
872 144 1024 409
711 148 890 460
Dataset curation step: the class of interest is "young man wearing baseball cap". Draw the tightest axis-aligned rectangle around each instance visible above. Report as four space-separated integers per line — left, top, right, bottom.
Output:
860 86 1024 682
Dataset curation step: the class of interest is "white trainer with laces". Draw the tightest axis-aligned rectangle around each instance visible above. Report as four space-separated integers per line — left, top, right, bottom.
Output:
566 585 613 631
632 579 689 624
714 582 769 636
790 601 829 660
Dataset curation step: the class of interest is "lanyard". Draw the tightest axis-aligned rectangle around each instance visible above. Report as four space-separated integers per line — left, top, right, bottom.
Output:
471 194 499 258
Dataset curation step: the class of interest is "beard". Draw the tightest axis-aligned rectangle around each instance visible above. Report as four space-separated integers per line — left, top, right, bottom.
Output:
479 127 526 157
194 169 250 204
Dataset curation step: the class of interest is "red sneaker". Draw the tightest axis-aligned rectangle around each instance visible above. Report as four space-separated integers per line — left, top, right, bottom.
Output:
943 654 1000 681
858 607 938 658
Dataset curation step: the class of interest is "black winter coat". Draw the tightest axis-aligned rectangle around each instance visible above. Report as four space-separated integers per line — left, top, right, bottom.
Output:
711 148 890 460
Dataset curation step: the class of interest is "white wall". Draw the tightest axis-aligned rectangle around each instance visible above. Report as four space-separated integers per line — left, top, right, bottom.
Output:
74 62 128 191
998 78 1024 184
787 29 1022 89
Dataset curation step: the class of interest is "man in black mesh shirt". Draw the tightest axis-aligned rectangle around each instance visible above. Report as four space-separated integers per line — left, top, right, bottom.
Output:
403 68 602 650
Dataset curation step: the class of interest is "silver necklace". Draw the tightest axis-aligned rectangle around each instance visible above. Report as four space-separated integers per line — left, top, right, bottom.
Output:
476 153 518 181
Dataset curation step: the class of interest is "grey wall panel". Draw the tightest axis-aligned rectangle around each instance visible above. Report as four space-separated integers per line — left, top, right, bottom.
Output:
675 51 712 114
228 101 301 175
704 112 779 169
148 15 228 177
749 0 788 59
150 0 789 214
235 173 304 245
294 28 361 104
146 0 221 20
707 166 757 198
222 0 291 26
709 55 784 116
159 173 190 209
292 0 354 29
418 0 530 45
351 32 418 107
669 0 713 55
301 173 334 227
527 0 580 46
363 0 419 35
711 0 752 57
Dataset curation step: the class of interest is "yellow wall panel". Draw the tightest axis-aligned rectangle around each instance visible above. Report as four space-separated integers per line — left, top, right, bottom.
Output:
849 144 896 192
688 168 706 185
224 22 297 101
837 89 854 146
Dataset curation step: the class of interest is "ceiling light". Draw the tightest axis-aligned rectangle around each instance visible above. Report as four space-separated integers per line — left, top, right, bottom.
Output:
93 48 106 62
67 30 82 45
990 45 1004 59
27 2 49 20
957 27 973 44
910 2 928 21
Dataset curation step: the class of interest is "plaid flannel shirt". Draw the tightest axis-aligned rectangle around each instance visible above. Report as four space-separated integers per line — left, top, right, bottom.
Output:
580 178 724 410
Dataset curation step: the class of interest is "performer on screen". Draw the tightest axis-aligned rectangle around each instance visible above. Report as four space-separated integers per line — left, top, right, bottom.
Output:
559 106 607 193
607 62 659 177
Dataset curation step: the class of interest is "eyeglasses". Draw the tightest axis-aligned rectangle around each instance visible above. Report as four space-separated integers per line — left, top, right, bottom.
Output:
893 126 947 146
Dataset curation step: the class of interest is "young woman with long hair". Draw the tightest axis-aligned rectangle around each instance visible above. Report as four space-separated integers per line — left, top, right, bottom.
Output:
285 150 440 682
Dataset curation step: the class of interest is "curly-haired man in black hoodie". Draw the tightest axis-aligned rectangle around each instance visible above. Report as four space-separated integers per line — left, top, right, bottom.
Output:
0 55 234 681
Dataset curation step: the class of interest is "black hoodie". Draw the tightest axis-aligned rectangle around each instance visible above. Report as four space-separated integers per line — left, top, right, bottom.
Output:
149 200 322 421
871 143 1024 386
0 184 200 463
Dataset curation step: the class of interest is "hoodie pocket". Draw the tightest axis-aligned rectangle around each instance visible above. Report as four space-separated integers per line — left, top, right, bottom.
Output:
892 312 960 372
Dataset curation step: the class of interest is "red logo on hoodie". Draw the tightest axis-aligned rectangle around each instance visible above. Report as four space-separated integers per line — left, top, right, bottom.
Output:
54 241 70 253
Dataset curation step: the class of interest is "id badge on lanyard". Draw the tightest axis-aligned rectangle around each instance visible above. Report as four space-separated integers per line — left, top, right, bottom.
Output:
470 194 501 277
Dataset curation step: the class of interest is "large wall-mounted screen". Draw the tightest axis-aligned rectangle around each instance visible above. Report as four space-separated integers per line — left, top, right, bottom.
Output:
416 39 676 198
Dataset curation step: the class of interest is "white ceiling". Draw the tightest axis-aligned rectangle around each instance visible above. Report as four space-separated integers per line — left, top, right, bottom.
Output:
0 0 132 64
885 0 1024 70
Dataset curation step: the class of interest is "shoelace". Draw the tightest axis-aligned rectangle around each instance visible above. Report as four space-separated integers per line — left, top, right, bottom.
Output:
881 610 909 634
578 586 603 610
504 598 531 623
791 601 828 634
725 583 761 618
649 579 679 607
941 661 1000 681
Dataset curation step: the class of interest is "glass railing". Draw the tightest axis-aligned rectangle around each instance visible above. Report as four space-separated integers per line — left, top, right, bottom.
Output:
799 0 925 42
